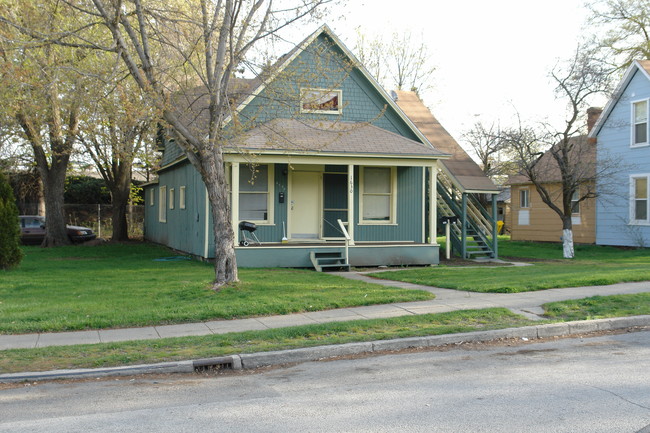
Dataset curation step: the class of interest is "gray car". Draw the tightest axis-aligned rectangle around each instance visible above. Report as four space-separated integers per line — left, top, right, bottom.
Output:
19 215 97 245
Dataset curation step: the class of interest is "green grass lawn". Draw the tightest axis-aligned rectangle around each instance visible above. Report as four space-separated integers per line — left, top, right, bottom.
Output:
369 238 650 293
0 308 533 373
0 243 433 334
543 293 650 321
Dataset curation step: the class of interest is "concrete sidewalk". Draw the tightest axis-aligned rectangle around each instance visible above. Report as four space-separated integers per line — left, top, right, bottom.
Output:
2 272 649 351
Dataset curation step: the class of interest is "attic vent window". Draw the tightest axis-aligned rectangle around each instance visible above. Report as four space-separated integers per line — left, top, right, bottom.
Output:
301 88 341 114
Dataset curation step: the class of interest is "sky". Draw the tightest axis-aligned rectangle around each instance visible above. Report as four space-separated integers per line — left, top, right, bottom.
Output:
322 0 602 152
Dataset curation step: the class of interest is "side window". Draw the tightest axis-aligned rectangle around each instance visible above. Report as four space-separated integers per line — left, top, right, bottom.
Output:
632 176 649 223
519 189 530 208
169 188 175 210
571 189 580 215
179 186 186 210
159 186 167 223
632 100 648 146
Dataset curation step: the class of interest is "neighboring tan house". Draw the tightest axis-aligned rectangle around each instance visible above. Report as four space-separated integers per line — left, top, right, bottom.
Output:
590 60 650 247
507 110 600 244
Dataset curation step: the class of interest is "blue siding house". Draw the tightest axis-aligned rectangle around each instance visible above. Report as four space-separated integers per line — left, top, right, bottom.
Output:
590 60 650 246
143 25 498 268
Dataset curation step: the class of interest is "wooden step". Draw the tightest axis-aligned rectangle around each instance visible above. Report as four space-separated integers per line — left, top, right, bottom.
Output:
310 251 350 272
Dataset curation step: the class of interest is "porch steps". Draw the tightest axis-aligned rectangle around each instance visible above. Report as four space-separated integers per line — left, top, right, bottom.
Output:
310 251 350 272
465 228 492 257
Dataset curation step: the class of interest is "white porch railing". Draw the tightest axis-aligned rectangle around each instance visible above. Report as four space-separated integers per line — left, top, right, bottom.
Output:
337 219 352 265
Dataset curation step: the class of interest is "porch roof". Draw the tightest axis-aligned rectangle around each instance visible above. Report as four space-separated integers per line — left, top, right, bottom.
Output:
225 118 448 158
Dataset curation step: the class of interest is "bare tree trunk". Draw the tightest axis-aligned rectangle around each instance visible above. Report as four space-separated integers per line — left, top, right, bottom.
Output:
40 165 70 247
109 163 134 242
110 191 130 241
200 148 238 289
562 216 574 259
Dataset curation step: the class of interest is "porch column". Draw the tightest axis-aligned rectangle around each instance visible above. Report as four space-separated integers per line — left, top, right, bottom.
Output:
231 162 240 245
428 165 438 244
347 164 355 245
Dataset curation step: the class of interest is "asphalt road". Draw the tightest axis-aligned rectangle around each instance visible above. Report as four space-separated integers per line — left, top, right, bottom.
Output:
1 331 649 433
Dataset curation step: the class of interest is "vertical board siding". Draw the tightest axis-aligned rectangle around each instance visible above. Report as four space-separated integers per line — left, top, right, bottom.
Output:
144 161 207 257
596 68 650 246
354 166 423 242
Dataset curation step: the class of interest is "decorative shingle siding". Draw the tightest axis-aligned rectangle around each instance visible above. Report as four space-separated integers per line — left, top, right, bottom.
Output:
239 34 421 143
160 139 185 167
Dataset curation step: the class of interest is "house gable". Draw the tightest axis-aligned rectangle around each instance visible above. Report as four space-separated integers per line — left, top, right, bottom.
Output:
593 61 650 246
236 30 426 149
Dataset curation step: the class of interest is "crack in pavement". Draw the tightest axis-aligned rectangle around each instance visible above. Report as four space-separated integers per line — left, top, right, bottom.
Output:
588 384 650 411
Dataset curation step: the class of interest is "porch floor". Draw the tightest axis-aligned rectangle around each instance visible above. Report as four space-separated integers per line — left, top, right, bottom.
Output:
234 241 439 268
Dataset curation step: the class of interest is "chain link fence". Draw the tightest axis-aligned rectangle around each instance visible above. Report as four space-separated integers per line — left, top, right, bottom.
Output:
19 204 144 240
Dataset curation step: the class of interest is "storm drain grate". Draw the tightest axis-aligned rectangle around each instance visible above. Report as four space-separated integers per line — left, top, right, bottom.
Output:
193 357 234 372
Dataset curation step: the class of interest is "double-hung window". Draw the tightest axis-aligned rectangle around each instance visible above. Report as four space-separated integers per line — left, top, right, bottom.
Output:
360 166 396 223
632 100 649 146
239 164 273 223
179 186 186 210
519 189 530 208
158 186 167 223
632 175 649 223
571 189 580 215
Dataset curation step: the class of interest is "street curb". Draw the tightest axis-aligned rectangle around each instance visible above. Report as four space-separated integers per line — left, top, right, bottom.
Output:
2 315 649 383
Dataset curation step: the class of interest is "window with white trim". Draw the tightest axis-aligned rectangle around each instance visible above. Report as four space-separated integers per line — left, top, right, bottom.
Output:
571 189 580 215
519 189 530 208
633 100 648 146
239 164 273 223
149 189 155 206
300 88 342 115
632 175 649 223
158 186 167 223
179 186 186 209
360 166 396 223
169 188 175 210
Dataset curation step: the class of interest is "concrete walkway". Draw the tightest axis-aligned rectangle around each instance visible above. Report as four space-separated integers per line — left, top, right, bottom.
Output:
2 272 650 351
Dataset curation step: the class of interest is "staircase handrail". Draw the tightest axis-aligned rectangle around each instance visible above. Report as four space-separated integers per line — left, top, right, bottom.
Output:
337 219 352 265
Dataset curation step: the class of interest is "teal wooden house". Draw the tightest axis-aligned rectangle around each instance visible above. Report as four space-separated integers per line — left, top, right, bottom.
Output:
143 25 499 268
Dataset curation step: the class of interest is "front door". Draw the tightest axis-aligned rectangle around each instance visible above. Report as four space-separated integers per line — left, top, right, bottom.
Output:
290 171 321 240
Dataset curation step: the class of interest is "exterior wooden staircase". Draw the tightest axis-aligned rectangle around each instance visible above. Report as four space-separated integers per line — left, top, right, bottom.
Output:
310 251 350 272
437 170 498 259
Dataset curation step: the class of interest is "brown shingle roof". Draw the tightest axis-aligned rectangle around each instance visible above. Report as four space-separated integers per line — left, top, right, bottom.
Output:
507 136 595 185
393 90 498 192
227 118 446 157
